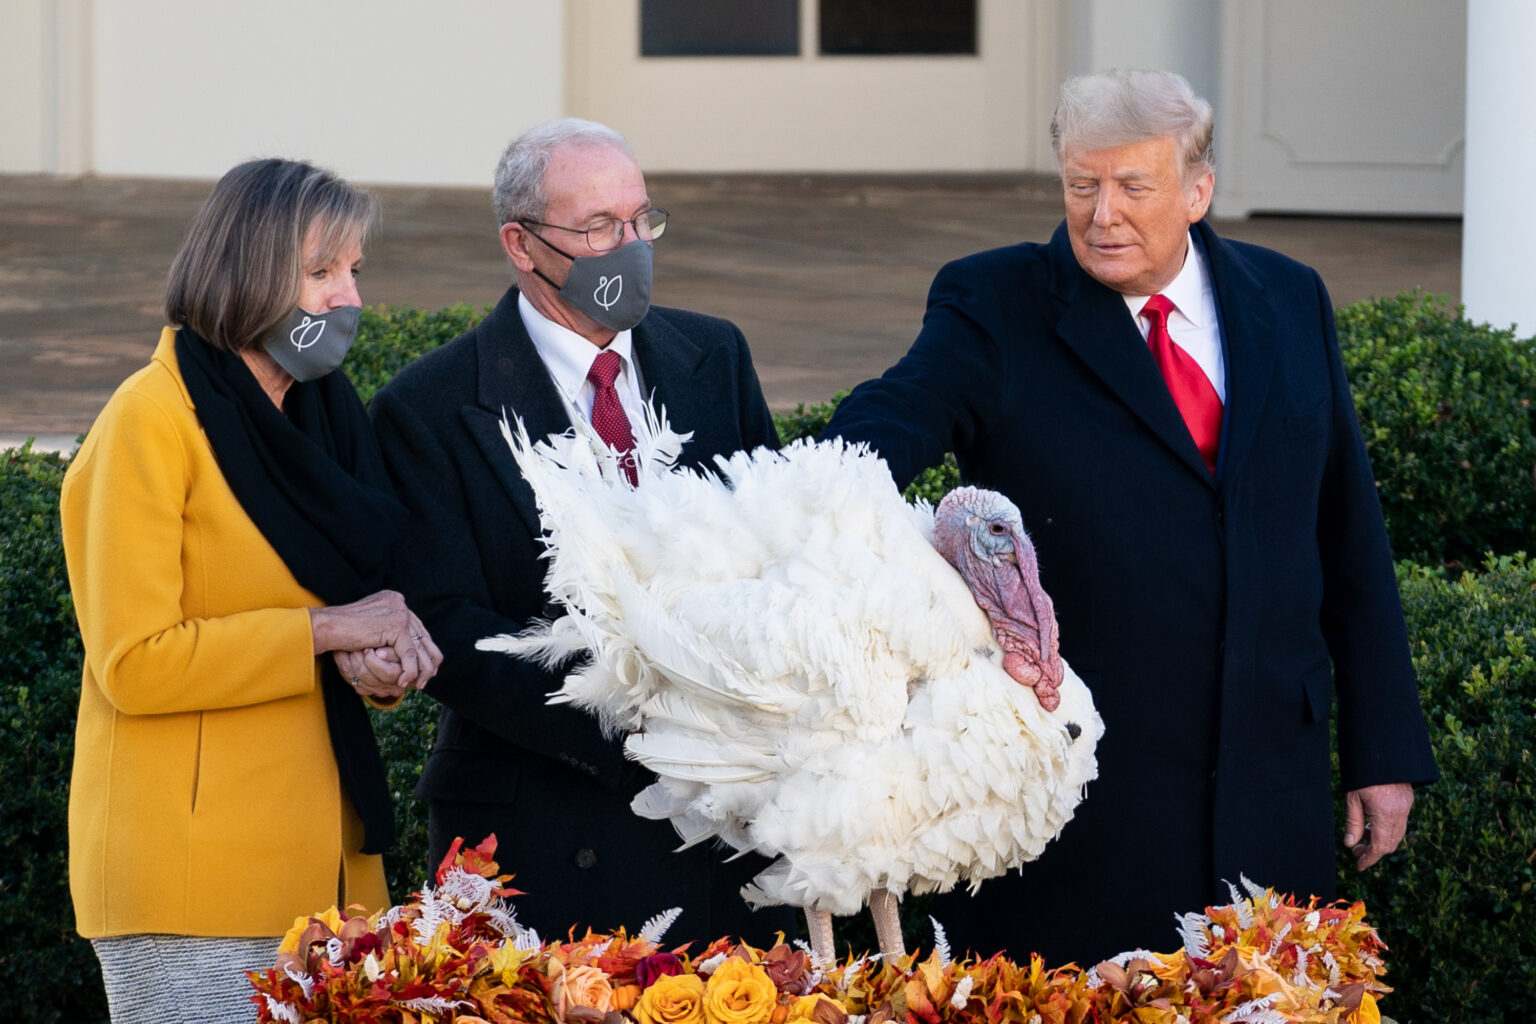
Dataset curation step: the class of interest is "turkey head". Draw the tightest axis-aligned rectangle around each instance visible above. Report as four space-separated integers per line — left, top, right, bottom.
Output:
932 486 1064 711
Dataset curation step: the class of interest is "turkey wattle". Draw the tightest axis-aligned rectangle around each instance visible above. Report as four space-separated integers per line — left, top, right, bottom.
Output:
478 408 1102 958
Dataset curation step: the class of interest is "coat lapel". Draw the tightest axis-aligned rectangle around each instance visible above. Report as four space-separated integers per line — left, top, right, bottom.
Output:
1193 220 1279 487
631 312 714 459
461 289 572 538
1047 225 1217 484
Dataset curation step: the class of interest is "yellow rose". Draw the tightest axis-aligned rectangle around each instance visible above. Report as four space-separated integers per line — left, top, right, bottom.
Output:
277 907 343 954
787 994 846 1023
277 915 310 955
704 958 778 1024
1350 992 1381 1024
635 972 707 1024
560 963 616 1016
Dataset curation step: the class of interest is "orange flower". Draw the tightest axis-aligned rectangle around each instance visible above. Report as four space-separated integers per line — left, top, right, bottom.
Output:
635 972 707 1024
704 957 778 1024
613 983 642 1011
558 963 616 1018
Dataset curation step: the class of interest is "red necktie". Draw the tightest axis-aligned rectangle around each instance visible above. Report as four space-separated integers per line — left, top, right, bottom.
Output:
586 349 638 484
1141 294 1222 473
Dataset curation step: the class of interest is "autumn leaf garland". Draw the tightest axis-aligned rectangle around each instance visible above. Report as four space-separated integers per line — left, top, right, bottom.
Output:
249 837 1389 1024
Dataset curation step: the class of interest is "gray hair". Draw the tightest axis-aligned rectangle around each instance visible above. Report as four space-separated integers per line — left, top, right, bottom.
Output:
492 117 636 226
1050 69 1214 179
164 158 377 352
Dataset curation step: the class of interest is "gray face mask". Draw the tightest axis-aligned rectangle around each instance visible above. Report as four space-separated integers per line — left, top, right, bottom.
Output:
530 236 654 332
259 304 361 382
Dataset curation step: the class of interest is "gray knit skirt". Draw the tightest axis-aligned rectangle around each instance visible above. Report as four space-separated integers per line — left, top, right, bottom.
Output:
93 934 282 1024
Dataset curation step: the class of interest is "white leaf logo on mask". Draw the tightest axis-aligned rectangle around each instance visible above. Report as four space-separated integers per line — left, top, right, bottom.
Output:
593 275 623 311
289 315 327 350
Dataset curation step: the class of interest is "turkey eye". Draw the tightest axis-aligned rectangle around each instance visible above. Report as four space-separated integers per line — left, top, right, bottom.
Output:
989 523 1007 535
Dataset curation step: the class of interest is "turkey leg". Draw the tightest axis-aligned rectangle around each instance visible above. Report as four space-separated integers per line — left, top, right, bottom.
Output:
806 908 835 961
869 887 904 958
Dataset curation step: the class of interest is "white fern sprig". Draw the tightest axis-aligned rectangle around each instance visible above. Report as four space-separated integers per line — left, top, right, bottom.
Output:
1177 909 1213 957
1224 993 1285 1023
793 936 836 972
263 995 302 1024
639 906 684 944
929 916 953 965
282 965 315 1002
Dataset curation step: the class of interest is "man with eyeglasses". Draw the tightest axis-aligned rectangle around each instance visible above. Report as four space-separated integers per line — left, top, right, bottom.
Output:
371 118 786 941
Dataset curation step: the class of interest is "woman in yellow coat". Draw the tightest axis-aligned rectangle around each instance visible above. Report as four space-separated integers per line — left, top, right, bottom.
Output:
61 158 442 1024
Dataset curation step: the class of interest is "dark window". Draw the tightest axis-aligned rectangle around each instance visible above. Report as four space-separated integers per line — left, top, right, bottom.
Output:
819 0 977 55
640 0 799 56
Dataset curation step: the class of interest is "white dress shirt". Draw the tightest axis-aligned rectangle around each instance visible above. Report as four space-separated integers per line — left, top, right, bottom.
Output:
518 291 649 425
1121 232 1225 402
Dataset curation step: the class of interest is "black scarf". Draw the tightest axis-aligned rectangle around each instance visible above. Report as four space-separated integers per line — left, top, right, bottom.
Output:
175 327 406 854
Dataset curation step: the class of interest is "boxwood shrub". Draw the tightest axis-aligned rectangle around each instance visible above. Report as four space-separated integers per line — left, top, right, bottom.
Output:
8 296 1536 1018
1340 556 1536 1021
0 444 98 1023
1338 291 1536 565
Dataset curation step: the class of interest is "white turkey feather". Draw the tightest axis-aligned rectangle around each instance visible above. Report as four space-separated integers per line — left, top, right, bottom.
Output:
480 405 1103 918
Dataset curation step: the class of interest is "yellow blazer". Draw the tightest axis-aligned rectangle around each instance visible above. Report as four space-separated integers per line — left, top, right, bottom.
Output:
62 328 389 939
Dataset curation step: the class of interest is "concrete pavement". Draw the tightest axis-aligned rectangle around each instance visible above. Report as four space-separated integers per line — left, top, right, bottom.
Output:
0 172 1462 451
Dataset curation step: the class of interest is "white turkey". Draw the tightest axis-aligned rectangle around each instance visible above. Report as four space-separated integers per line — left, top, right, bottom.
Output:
478 407 1103 959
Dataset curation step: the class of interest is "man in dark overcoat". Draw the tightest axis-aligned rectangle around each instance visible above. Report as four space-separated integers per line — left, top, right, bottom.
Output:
822 69 1437 964
371 118 790 942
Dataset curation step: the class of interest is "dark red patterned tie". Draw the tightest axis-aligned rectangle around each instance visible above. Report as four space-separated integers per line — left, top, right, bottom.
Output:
586 349 638 484
1141 294 1222 473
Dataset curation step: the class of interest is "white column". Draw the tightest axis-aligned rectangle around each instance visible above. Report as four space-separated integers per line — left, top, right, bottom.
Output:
1061 0 1219 101
1462 0 1536 335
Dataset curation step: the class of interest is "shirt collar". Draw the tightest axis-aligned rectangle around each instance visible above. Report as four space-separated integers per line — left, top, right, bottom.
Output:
517 291 636 402
1122 231 1211 326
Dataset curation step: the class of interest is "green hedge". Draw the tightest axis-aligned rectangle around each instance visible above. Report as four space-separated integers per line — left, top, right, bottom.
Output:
1341 556 1536 1021
349 303 487 406
0 444 96 1023
1338 291 1536 565
7 295 1536 1021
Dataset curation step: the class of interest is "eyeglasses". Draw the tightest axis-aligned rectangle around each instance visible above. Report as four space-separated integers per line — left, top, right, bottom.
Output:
519 207 669 253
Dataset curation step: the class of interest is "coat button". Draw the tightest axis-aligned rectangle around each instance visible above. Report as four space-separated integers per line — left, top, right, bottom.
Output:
574 848 598 869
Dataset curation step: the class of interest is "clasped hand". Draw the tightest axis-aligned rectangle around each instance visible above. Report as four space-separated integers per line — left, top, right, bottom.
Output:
310 590 444 697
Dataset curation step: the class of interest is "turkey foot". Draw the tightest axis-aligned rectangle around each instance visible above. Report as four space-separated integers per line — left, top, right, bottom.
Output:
806 907 835 962
869 887 904 958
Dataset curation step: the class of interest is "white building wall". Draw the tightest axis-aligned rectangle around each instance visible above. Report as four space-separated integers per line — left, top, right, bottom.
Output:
8 0 565 186
1 0 90 174
1060 0 1220 106
0 0 48 172
566 0 1061 174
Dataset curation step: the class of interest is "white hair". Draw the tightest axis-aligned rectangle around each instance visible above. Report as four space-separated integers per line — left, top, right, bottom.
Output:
491 117 636 226
1050 69 1214 179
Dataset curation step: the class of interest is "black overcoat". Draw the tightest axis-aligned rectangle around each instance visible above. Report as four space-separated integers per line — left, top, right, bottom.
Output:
371 287 791 942
822 220 1437 963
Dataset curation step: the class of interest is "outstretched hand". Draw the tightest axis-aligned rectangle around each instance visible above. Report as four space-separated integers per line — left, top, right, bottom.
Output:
1342 782 1414 870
